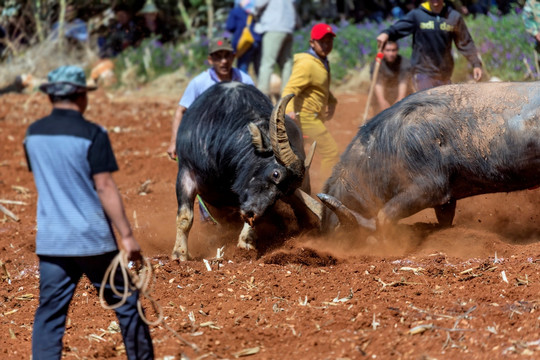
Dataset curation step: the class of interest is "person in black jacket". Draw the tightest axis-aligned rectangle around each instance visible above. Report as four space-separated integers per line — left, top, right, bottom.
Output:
376 0 482 91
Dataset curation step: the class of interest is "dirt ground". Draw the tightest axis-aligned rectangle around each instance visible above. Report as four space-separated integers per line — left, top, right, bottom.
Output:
1 87 539 360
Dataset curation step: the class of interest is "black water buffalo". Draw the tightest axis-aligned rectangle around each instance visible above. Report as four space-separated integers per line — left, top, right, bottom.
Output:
319 82 540 232
173 82 319 260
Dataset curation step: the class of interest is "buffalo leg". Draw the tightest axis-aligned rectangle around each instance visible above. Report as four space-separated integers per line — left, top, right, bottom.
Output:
173 169 197 260
374 189 439 244
434 199 456 227
379 185 447 226
238 222 256 250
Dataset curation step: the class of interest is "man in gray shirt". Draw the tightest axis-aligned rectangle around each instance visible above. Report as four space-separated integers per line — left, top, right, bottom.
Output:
254 0 296 98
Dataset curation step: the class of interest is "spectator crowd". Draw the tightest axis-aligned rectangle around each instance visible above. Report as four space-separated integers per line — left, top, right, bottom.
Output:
0 0 535 109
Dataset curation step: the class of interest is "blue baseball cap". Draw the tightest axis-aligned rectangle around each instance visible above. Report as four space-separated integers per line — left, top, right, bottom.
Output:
39 65 97 96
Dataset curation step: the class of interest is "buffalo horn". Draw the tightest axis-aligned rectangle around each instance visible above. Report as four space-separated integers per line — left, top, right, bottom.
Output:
294 188 323 220
269 94 301 169
317 193 376 231
304 141 317 169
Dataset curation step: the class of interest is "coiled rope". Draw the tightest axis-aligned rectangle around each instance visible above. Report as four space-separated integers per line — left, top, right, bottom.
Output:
99 251 199 351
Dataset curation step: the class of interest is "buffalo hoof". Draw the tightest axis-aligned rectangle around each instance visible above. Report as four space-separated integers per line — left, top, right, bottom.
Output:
434 200 456 227
237 240 256 251
238 222 257 250
171 250 192 261
366 235 379 245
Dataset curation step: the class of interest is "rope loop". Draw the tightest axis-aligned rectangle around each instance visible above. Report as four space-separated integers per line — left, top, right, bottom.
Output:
99 251 199 351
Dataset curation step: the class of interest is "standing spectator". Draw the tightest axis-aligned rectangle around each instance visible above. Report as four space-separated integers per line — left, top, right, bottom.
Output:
98 4 141 58
235 0 255 12
449 0 488 16
371 40 412 112
167 37 254 160
137 0 172 44
389 0 407 18
50 4 89 47
253 0 296 97
367 0 391 23
523 0 540 70
495 0 518 15
283 23 339 182
24 65 154 360
226 1 262 76
0 23 6 57
376 0 482 91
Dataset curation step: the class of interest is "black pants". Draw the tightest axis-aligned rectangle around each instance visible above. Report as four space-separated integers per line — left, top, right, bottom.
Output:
32 251 154 360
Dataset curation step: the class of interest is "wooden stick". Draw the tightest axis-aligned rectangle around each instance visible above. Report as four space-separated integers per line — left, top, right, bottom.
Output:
304 141 317 169
362 51 384 124
534 51 540 80
0 200 27 205
0 204 19 222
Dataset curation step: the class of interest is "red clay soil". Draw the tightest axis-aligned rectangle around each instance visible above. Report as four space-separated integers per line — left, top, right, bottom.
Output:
1 89 539 360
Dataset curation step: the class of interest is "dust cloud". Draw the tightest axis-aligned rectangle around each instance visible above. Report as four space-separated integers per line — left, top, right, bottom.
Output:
265 188 539 264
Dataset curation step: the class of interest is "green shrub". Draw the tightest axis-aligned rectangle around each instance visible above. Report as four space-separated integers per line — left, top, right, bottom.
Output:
114 11 537 86
453 13 537 82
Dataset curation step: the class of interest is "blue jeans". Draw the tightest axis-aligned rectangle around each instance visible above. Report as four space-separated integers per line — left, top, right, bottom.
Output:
413 73 451 92
32 251 154 360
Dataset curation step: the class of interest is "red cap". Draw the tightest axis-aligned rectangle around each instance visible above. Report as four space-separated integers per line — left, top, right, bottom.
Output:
311 23 336 40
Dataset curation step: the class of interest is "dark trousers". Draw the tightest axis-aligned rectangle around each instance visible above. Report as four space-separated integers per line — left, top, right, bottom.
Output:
32 251 154 360
0 81 23 95
237 43 261 77
413 73 451 92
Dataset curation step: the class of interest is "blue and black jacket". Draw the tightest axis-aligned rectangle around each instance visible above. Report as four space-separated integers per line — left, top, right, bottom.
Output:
381 1 482 81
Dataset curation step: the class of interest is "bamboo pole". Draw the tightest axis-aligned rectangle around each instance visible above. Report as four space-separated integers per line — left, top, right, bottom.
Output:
362 50 383 124
33 0 45 44
177 0 194 40
206 0 214 39
57 0 67 52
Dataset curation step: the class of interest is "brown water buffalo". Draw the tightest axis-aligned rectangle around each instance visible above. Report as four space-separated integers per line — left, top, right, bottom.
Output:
319 82 540 232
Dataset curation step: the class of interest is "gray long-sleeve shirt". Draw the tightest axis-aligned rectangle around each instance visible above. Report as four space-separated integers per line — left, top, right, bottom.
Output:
254 0 296 34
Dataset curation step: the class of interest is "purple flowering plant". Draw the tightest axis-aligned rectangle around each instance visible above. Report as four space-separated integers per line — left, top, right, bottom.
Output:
114 10 535 86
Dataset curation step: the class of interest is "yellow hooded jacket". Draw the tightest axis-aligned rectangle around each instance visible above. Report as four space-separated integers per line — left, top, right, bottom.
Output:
283 52 337 121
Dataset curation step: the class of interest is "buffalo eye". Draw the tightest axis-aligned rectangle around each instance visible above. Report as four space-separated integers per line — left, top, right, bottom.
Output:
271 170 282 183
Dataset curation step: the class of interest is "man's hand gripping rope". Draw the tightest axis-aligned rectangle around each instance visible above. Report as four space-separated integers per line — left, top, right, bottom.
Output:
99 250 199 352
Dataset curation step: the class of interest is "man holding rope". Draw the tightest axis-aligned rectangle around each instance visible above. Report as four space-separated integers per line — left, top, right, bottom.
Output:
24 65 154 360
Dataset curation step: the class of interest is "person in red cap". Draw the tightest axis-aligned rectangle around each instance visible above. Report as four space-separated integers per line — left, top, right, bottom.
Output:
282 23 339 184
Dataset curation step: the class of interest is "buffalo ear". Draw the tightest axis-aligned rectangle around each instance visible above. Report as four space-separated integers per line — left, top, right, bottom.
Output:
248 122 271 153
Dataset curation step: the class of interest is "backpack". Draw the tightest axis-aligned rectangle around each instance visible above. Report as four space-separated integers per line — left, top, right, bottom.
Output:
236 14 254 58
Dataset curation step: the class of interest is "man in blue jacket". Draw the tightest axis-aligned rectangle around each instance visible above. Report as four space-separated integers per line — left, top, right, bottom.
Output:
376 0 482 91
226 1 262 75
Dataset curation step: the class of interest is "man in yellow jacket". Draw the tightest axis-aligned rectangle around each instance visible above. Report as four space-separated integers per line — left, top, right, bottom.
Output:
283 23 339 182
